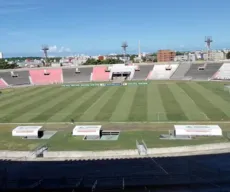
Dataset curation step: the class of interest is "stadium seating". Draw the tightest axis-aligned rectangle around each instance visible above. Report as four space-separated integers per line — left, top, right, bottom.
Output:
0 78 8 88
29 69 63 85
0 71 31 86
185 63 223 80
132 65 153 80
2 153 230 190
92 66 110 81
170 63 191 80
212 63 230 80
62 67 93 83
148 64 178 80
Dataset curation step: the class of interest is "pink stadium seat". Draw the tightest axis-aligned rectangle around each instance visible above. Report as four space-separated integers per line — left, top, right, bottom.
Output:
92 66 110 81
146 70 152 80
0 78 8 88
29 69 63 85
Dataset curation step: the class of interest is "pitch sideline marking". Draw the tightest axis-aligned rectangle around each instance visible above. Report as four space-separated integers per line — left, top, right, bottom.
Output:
0 121 230 125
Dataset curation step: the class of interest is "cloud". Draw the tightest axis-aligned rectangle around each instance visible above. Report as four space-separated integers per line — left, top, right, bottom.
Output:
47 45 71 53
49 45 58 52
58 46 71 53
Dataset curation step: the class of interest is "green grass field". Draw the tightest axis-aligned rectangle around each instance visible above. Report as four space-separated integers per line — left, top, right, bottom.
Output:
1 81 230 123
1 81 230 151
0 123 229 151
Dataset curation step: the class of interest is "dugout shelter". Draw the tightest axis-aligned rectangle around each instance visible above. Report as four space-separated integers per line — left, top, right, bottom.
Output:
12 126 43 138
72 125 102 136
174 125 222 136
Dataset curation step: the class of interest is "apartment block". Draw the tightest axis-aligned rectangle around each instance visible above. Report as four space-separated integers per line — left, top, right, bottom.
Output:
157 50 176 62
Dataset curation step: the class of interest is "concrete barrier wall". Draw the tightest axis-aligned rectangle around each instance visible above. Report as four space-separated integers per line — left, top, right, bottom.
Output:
43 149 138 158
1 143 230 159
43 143 230 159
0 151 31 158
148 143 230 155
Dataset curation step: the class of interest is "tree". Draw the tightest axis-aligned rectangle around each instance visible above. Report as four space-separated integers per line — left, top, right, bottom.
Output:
130 55 137 62
0 59 18 69
83 58 123 65
176 51 184 56
226 52 230 59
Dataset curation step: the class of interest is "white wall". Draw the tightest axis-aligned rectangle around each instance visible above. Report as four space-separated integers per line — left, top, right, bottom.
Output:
43 149 138 158
0 151 34 158
109 66 135 80
43 143 230 159
149 64 178 80
213 63 230 79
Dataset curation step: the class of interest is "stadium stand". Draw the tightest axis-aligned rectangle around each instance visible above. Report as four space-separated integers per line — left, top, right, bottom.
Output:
185 63 223 80
212 63 230 80
170 63 192 80
148 64 178 80
0 71 31 86
0 78 8 88
2 153 230 191
29 69 63 85
92 66 110 81
132 65 153 80
128 63 140 71
62 67 93 83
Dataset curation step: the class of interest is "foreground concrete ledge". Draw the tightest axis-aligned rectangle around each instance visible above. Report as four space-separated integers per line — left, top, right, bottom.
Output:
1 143 230 160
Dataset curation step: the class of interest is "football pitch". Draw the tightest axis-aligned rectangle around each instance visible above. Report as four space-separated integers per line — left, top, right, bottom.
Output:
1 81 230 123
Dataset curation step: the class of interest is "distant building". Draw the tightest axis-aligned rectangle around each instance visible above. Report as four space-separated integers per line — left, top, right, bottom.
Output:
174 55 188 62
174 54 196 62
0 52 3 59
157 50 176 62
98 56 104 61
203 50 225 61
105 55 117 60
194 51 203 60
134 57 142 63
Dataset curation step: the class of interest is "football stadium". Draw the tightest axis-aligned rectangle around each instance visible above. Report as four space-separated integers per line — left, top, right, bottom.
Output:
1 62 230 191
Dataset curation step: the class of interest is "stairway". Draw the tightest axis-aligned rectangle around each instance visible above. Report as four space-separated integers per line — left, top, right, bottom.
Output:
170 63 191 80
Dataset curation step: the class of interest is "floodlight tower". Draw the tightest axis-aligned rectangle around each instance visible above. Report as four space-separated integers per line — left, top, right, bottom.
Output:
41 45 49 64
121 42 128 64
205 36 213 62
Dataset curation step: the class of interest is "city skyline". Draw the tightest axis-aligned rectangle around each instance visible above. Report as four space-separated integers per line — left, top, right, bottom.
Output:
1 0 230 57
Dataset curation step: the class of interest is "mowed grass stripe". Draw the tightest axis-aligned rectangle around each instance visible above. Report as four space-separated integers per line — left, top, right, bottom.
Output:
147 83 167 121
128 86 148 121
0 86 50 109
158 84 188 121
178 83 228 120
52 87 102 122
46 88 94 122
3 87 65 122
93 87 126 121
28 88 86 122
0 86 53 118
190 83 230 118
0 86 40 103
110 87 137 121
171 83 208 120
65 87 109 121
198 82 230 102
79 87 119 121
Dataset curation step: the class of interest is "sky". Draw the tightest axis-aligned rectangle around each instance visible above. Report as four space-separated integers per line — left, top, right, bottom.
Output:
1 0 230 57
